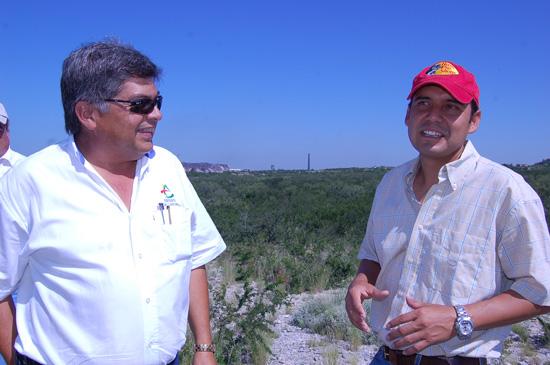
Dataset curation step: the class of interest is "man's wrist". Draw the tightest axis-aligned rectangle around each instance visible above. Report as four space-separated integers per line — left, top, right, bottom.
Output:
454 305 474 340
194 343 216 353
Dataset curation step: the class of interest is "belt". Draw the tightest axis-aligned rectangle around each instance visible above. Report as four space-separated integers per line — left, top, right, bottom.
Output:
382 346 487 365
15 351 179 365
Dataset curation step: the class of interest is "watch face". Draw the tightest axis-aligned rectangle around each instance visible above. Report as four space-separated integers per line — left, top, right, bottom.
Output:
459 321 474 334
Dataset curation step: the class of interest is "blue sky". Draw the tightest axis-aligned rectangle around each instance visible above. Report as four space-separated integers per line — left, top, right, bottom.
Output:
0 1 548 171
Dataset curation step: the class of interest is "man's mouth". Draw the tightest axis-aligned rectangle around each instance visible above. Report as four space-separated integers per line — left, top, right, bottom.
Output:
422 130 443 137
138 127 155 135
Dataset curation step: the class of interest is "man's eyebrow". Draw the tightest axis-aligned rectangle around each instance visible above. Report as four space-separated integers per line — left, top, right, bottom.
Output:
413 95 467 106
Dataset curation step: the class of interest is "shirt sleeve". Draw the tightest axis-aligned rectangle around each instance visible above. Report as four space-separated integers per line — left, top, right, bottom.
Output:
0 169 30 300
358 179 385 263
498 182 550 306
176 166 226 269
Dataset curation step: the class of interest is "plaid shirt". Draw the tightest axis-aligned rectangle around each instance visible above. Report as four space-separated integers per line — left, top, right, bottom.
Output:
359 141 550 358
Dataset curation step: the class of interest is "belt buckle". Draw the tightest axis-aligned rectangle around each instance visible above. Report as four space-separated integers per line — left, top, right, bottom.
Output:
383 345 391 360
383 345 402 364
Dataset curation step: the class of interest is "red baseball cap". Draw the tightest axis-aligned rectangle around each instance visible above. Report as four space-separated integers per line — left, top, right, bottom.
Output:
407 61 480 107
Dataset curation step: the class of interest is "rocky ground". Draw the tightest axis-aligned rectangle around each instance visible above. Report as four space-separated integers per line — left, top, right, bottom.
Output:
267 292 550 365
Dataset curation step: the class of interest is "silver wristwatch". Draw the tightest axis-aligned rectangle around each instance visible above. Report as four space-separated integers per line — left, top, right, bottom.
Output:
454 305 474 340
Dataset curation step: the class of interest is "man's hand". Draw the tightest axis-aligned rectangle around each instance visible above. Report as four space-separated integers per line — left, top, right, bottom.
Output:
385 297 457 355
345 274 389 333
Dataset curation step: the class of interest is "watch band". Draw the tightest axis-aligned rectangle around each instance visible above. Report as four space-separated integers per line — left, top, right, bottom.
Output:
455 305 467 318
194 343 216 353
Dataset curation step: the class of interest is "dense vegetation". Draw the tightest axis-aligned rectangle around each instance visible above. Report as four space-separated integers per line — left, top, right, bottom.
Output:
190 161 550 294
190 167 391 293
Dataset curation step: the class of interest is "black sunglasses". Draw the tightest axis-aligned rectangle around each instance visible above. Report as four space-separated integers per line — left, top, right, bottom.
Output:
104 95 163 115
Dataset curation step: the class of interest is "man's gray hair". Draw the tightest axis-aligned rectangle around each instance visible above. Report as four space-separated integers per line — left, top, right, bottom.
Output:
61 38 162 135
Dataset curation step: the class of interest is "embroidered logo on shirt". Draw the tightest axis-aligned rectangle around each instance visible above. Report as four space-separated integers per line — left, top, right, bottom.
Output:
161 184 174 198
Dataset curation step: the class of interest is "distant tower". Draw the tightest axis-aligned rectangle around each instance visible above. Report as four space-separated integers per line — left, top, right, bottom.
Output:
308 153 310 170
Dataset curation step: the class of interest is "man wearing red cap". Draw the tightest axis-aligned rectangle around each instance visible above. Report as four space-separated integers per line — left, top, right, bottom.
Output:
346 61 550 364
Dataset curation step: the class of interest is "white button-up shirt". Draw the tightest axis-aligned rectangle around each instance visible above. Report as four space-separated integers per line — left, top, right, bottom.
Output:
0 136 226 364
359 141 550 358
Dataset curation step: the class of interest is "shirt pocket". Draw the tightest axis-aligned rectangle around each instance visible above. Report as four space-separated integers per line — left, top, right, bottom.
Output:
420 228 495 301
151 203 193 263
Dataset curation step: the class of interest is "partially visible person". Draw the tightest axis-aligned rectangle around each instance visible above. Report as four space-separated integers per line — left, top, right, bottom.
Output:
0 102 25 178
345 61 550 364
0 39 225 365
0 102 25 365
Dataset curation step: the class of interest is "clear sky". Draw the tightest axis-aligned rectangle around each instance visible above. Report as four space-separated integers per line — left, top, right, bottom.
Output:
0 1 548 171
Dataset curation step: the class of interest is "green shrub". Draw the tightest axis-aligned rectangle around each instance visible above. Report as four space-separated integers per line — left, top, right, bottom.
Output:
537 316 550 346
512 323 530 342
290 289 378 346
207 279 289 364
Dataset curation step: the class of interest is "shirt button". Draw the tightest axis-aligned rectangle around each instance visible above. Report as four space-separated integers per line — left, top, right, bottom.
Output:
418 225 423 231
138 253 143 259
146 298 151 304
452 183 458 189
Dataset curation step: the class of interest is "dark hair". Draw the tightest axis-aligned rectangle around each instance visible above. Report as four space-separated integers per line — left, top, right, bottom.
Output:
469 101 479 121
61 38 162 135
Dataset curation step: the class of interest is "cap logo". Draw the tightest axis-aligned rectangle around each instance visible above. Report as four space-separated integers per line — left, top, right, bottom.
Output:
426 61 459 76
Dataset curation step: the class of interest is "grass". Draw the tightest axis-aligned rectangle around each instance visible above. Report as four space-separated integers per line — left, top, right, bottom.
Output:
290 288 378 347
322 346 339 365
512 323 531 342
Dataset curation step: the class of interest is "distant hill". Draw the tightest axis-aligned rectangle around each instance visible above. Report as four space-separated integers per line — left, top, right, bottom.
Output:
182 162 231 173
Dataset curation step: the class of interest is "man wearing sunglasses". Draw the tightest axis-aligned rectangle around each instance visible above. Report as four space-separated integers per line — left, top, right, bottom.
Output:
0 102 25 179
0 40 225 365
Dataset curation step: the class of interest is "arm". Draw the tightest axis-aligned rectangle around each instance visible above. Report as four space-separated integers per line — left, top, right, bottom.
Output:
386 290 550 355
188 265 216 365
345 259 389 333
0 296 16 365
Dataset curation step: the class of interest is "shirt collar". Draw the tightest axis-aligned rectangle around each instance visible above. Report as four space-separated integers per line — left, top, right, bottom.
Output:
405 140 480 191
0 148 14 162
441 140 479 190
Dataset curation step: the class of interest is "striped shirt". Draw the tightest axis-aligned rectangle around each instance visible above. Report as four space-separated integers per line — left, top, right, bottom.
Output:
359 141 550 358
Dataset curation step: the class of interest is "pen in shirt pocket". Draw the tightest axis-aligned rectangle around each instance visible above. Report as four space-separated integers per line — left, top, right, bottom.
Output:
157 203 172 225
166 205 172 224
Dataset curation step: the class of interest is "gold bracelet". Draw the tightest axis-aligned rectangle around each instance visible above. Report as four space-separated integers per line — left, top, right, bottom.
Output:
194 343 216 353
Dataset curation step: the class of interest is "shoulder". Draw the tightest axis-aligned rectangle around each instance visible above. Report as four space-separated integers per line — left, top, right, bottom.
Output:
466 156 541 208
473 156 538 201
149 146 182 165
6 142 67 177
9 149 26 162
378 159 416 187
146 146 190 182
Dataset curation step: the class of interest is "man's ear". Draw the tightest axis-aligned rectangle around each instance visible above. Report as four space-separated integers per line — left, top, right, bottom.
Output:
468 109 481 134
405 105 411 127
74 101 98 131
